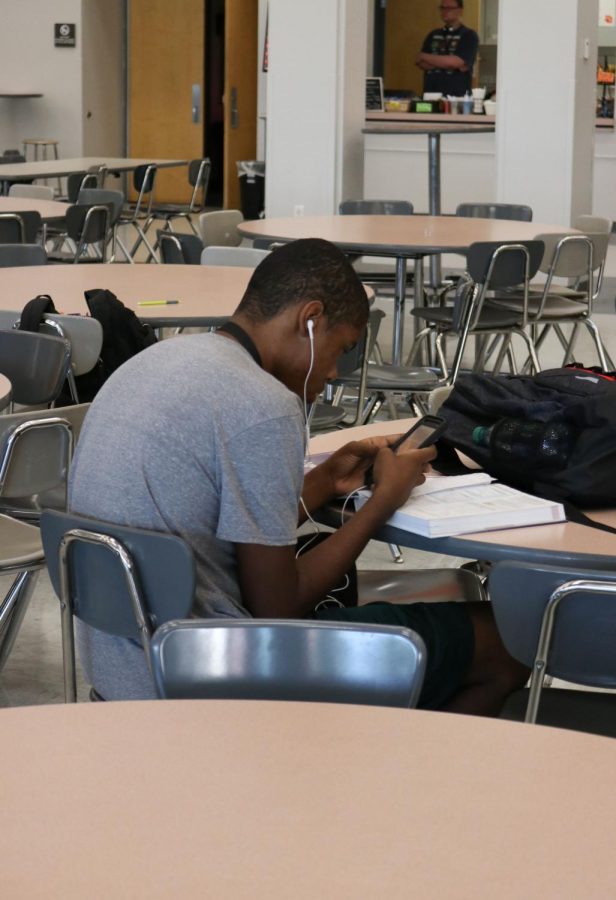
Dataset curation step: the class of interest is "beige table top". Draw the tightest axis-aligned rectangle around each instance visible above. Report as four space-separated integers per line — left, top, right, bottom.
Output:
0 156 187 181
310 419 616 568
239 215 576 259
1 700 614 899
0 195 69 219
0 263 253 326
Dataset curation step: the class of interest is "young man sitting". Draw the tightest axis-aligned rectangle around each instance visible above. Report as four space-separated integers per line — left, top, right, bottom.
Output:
69 238 528 710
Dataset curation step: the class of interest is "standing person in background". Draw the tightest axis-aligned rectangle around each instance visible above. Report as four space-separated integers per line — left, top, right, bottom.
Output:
416 1 479 97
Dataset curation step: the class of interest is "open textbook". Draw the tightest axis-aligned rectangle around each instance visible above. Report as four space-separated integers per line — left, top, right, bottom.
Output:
355 473 566 538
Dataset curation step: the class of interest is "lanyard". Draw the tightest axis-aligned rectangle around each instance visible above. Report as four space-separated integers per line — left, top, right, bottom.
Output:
217 321 263 369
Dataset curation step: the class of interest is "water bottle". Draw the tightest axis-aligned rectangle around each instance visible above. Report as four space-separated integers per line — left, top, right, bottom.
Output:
472 418 575 468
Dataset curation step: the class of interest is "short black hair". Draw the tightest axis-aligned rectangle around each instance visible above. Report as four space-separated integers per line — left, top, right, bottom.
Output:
236 238 369 329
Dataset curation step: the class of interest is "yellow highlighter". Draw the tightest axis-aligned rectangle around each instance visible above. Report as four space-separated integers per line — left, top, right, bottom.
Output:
137 300 180 306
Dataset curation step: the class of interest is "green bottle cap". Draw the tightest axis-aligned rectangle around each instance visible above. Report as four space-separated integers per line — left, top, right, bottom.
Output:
472 425 491 446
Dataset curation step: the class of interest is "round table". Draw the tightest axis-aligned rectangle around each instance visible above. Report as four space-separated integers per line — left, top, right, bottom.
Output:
310 418 616 569
0 263 255 327
0 195 69 219
1 700 614 899
239 215 577 363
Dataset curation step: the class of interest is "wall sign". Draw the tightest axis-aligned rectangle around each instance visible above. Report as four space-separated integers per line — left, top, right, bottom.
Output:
54 23 76 47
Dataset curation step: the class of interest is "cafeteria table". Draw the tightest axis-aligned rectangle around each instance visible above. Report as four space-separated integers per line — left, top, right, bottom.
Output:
309 418 616 570
362 120 496 285
0 195 69 220
0 373 12 411
1 699 615 899
0 156 188 187
239 215 578 365
0 262 252 328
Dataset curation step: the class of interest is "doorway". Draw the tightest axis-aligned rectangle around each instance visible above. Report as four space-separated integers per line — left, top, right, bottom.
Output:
127 0 257 207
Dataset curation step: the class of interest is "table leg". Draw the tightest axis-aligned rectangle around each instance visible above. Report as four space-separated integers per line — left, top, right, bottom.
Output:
392 257 407 365
428 133 442 288
412 255 427 364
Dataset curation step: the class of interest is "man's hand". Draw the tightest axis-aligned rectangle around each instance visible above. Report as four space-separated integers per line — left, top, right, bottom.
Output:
370 444 436 514
318 435 404 497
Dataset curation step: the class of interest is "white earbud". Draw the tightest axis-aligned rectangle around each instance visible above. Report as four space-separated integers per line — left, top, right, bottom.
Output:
303 318 316 455
307 318 314 342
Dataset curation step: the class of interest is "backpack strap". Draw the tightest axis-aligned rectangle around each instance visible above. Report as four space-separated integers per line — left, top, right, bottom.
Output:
19 294 57 332
563 502 616 536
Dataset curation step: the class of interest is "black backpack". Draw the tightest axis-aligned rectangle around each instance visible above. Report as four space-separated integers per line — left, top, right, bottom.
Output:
19 290 157 403
437 367 616 509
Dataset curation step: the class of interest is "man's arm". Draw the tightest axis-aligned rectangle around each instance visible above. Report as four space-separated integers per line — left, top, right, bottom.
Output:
416 52 468 72
237 445 435 617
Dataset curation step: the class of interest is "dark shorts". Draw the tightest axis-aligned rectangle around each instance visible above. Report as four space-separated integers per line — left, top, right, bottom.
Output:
314 601 475 710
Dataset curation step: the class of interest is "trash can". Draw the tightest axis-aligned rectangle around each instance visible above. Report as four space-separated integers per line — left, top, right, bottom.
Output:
237 160 265 220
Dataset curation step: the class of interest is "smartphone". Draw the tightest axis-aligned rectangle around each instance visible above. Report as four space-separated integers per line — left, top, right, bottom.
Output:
365 415 447 486
388 415 447 453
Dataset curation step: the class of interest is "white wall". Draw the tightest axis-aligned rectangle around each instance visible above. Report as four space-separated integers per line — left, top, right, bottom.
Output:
264 0 367 216
496 0 598 225
0 0 124 161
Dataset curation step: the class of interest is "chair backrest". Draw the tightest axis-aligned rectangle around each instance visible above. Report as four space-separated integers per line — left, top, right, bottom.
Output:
456 202 533 222
77 188 124 226
0 243 47 267
8 184 55 200
41 508 195 701
150 619 426 707
67 172 98 203
65 204 111 260
198 209 244 247
535 232 593 279
200 245 270 267
0 403 89 499
187 157 211 212
39 314 104 377
0 329 71 405
40 509 195 643
574 214 611 234
490 560 616 688
339 199 414 216
158 231 204 265
130 164 157 217
466 240 544 288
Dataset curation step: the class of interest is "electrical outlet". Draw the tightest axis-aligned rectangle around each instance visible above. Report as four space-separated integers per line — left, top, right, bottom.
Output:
293 204 304 217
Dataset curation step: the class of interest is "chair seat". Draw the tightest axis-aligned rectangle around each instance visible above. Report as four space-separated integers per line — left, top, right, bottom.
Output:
0 514 45 570
358 567 486 605
309 402 349 431
500 686 616 739
411 305 523 329
342 363 441 392
490 293 589 318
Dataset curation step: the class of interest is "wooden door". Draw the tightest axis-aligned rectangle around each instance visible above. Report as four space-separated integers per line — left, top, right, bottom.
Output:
223 0 258 209
128 0 205 203
385 0 481 95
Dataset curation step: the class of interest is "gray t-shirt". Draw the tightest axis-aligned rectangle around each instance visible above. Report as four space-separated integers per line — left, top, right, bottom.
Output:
68 332 305 698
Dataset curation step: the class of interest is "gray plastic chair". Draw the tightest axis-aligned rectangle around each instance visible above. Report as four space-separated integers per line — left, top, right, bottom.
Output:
339 199 414 216
117 163 159 263
40 509 195 702
149 158 212 240
77 188 125 262
0 244 47 266
158 230 204 265
48 204 112 264
490 560 616 738
0 403 89 521
489 232 609 370
200 245 270 267
150 618 427 708
38 314 103 403
198 209 244 247
456 202 533 222
409 240 545 382
0 210 42 244
0 329 71 407
0 404 89 675
8 184 55 201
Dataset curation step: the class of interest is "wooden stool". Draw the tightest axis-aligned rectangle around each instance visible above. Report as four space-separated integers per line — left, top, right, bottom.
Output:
22 139 61 194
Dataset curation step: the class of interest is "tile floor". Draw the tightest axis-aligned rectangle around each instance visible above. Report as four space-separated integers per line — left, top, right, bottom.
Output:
2 225 616 707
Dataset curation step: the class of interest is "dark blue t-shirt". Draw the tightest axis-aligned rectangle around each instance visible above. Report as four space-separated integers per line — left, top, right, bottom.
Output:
421 24 478 96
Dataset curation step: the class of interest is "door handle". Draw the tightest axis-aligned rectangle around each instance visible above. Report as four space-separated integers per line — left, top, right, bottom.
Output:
230 87 239 129
191 84 201 124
